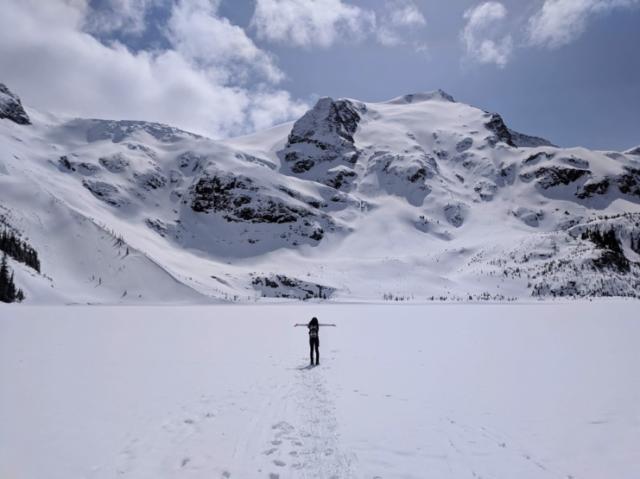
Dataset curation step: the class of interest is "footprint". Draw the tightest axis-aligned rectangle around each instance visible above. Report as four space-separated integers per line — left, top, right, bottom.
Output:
221 472 231 478
273 460 286 467
271 440 282 445
181 457 190 468
268 474 279 479
272 421 294 434
263 448 278 456
589 419 608 425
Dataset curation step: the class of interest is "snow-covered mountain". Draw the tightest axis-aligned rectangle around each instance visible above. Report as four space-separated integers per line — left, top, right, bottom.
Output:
1 82 640 303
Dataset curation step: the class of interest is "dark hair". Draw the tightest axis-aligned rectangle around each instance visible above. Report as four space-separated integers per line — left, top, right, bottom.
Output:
309 317 319 327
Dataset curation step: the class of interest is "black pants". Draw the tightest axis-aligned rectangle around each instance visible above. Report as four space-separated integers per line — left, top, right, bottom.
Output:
309 337 319 365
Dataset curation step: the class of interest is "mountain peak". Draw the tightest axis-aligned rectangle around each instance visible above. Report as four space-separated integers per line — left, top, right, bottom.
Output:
287 97 362 147
384 89 455 105
625 145 640 156
279 96 361 177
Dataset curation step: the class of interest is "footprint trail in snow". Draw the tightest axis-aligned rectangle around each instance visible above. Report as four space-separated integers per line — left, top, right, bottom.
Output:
5 305 637 479
108 359 354 479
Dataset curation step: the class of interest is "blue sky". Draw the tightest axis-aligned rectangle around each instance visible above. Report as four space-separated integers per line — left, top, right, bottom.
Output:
1 0 638 150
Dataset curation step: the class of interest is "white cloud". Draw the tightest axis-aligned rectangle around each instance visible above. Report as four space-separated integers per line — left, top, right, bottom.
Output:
251 0 427 50
251 0 376 48
461 2 513 68
388 0 427 27
528 0 640 48
376 0 427 47
167 0 284 84
84 0 160 36
0 0 307 139
249 89 309 132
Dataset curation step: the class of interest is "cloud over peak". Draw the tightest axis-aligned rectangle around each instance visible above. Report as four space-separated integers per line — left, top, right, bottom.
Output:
251 0 375 48
168 0 284 84
83 0 159 36
251 0 427 49
376 0 427 47
0 0 307 138
528 0 640 48
458 0 639 68
461 2 513 68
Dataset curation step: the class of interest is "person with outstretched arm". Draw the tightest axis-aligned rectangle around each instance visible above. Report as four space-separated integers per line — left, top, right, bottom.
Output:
294 317 336 366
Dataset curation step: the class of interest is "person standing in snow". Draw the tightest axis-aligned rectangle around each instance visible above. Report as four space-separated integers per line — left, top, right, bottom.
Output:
294 317 335 366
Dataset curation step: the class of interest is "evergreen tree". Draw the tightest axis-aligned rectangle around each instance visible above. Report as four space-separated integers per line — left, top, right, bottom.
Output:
0 252 9 302
8 272 16 301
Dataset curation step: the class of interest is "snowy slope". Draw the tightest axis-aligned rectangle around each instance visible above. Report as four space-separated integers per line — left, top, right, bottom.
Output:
2 302 639 478
1 82 640 303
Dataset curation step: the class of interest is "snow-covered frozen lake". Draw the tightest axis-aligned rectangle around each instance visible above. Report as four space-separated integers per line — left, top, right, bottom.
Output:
1 302 639 479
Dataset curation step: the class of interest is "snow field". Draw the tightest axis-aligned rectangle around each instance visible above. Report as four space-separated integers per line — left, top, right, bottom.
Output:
1 302 639 478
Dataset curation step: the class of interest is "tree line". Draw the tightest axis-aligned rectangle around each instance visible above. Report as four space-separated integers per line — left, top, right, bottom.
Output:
0 228 40 303
0 229 40 272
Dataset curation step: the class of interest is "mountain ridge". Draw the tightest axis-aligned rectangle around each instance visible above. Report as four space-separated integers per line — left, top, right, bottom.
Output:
1 81 639 303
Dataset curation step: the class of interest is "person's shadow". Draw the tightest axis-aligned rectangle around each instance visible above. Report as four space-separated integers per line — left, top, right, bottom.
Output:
295 364 316 371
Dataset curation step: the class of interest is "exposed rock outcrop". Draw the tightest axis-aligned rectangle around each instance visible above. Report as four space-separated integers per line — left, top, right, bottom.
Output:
508 128 555 148
0 83 30 125
484 113 515 147
520 166 590 189
278 97 363 186
251 274 335 300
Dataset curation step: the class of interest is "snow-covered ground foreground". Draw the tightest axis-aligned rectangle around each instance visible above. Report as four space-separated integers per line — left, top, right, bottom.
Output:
1 302 639 479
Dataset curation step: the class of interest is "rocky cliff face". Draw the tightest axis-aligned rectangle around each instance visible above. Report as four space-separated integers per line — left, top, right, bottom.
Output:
0 83 30 125
278 97 364 188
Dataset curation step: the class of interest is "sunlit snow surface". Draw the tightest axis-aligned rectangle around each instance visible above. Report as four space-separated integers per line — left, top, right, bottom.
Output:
1 302 639 479
3 91 640 303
